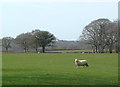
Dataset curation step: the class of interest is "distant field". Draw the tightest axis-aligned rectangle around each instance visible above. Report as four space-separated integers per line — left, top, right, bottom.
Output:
46 49 116 53
2 53 118 85
46 50 92 53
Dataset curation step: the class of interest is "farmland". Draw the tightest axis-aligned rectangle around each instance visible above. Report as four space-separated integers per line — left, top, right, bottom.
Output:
2 53 118 85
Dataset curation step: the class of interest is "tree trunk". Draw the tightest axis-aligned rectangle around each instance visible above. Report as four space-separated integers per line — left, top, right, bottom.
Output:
6 47 8 52
91 45 95 53
109 46 112 53
36 48 38 53
101 49 104 53
27 48 29 52
95 46 98 53
101 46 105 53
109 50 112 53
24 48 27 53
42 46 45 53
115 43 118 53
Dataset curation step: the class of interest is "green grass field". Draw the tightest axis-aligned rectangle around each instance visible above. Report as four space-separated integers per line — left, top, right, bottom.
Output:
46 49 116 53
46 50 93 53
2 53 118 85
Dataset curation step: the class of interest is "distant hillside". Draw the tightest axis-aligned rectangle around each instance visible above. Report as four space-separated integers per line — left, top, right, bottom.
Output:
51 40 91 50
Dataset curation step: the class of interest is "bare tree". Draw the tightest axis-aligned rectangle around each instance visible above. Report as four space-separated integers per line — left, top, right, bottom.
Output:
80 18 111 53
118 20 120 53
31 29 41 52
2 37 13 52
15 33 32 52
105 21 118 53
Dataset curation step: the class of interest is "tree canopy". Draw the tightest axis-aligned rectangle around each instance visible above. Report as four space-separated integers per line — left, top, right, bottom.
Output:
80 18 118 53
2 37 14 52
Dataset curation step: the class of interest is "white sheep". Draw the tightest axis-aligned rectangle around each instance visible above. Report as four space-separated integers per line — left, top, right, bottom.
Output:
82 52 85 54
75 59 88 68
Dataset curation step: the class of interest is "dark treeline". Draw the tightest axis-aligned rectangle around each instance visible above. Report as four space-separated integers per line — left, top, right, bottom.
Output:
1 18 119 53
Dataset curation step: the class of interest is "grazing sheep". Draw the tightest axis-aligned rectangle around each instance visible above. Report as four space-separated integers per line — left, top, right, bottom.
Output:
75 59 88 68
82 52 85 54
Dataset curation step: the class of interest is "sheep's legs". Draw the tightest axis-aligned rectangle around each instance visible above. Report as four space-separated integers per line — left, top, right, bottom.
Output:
86 63 89 67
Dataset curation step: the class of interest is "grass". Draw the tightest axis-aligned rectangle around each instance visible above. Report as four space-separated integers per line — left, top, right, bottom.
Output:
46 49 117 53
46 50 93 53
2 53 118 85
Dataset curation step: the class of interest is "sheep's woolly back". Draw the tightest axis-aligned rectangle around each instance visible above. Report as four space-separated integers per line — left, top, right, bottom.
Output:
79 60 87 62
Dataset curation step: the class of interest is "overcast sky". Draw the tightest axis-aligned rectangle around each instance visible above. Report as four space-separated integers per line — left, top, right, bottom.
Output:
0 0 118 41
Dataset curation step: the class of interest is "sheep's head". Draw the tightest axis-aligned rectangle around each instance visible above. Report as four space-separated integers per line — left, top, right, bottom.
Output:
75 59 79 64
75 59 78 62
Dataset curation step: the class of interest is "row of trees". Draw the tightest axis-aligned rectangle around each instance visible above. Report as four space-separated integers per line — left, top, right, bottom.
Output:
2 18 119 53
2 30 56 53
80 18 118 53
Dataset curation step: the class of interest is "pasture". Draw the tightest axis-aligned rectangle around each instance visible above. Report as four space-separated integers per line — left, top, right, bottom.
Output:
2 53 118 85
